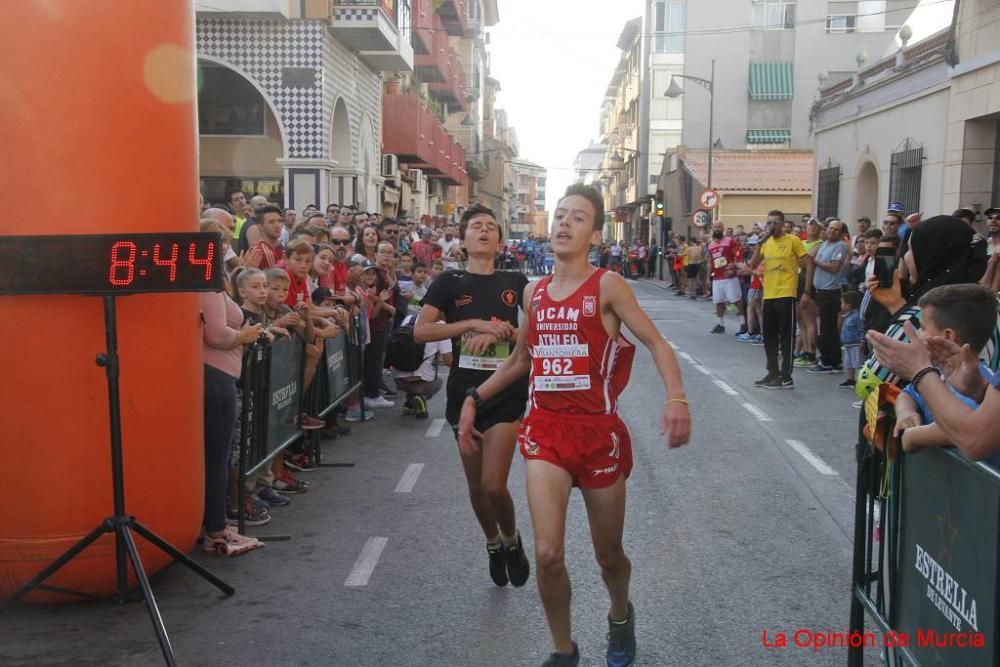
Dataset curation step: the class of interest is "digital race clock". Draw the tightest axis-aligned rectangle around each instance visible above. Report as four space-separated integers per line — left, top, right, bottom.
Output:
0 233 225 295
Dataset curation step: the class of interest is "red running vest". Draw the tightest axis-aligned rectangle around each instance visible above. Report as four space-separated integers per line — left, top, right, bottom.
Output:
526 269 635 415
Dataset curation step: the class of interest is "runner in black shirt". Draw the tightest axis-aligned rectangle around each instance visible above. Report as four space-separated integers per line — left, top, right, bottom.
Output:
415 203 531 589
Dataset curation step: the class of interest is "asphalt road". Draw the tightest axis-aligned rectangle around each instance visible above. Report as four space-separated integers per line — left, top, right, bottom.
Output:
0 279 877 667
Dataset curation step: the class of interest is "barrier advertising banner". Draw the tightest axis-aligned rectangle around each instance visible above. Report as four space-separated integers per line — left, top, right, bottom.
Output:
265 335 303 458
325 334 350 401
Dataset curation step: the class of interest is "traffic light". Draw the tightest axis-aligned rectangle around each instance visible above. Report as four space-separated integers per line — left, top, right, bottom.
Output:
655 201 665 217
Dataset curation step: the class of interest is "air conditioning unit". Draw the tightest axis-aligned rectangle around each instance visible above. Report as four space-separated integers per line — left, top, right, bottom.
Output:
381 154 399 177
408 169 424 191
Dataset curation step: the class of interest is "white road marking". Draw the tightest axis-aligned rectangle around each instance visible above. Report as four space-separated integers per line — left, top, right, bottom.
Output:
344 537 389 587
742 402 773 422
713 379 739 396
394 464 425 493
677 351 694 362
691 364 712 376
785 440 838 476
425 418 446 438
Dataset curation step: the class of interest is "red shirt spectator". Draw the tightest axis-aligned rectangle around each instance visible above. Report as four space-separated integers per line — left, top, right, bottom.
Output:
285 270 311 308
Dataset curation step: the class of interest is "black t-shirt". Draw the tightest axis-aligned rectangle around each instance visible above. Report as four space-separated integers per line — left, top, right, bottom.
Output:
422 269 529 399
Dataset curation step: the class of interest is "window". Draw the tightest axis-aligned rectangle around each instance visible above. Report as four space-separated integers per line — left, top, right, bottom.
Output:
654 1 686 53
826 15 856 32
198 65 266 135
889 142 923 216
817 166 841 220
200 178 283 207
752 0 796 30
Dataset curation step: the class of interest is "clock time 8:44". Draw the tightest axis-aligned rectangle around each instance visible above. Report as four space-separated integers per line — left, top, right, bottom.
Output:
108 240 216 288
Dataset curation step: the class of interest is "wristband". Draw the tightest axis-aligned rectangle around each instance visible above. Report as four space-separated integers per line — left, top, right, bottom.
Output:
466 387 483 406
666 398 689 407
910 366 941 389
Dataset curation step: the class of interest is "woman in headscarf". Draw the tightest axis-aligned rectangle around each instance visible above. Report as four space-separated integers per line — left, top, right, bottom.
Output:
863 214 999 388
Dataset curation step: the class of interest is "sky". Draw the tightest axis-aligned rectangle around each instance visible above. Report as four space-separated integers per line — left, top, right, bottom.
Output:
487 0 645 220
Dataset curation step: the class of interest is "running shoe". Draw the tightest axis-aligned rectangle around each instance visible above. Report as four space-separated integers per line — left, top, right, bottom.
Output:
344 407 374 422
736 333 753 342
284 451 317 472
380 385 399 398
257 486 290 507
762 376 794 390
412 395 429 419
838 379 856 389
793 357 814 368
504 532 531 587
807 364 836 374
487 541 509 587
226 497 271 526
297 412 325 430
749 335 764 345
735 325 749 336
709 325 725 334
541 643 580 667
852 400 864 409
606 602 636 667
754 373 779 387
273 469 309 494
365 396 395 409
402 402 416 416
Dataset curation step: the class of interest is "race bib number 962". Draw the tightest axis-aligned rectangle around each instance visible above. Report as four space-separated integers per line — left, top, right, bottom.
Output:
532 344 590 391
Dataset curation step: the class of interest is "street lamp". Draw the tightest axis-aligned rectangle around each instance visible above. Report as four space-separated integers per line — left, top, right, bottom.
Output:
665 59 715 193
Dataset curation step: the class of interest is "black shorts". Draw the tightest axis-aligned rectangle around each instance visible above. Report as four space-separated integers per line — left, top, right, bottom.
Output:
445 379 527 436
685 264 701 279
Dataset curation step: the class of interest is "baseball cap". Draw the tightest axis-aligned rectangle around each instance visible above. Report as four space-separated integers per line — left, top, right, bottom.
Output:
748 234 761 245
360 259 378 271
887 202 905 214
349 253 368 266
311 287 335 303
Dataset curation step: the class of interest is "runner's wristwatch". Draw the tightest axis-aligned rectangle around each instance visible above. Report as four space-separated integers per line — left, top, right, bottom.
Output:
466 387 483 406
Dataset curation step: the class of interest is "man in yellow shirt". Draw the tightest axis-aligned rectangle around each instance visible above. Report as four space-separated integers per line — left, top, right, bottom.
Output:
749 210 815 389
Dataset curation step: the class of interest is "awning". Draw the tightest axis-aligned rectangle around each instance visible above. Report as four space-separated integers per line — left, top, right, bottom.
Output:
748 62 794 100
746 129 792 144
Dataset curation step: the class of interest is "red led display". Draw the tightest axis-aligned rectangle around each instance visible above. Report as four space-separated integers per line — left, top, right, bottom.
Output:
0 233 225 295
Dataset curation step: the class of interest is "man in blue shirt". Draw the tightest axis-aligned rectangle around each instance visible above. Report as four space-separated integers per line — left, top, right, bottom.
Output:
808 219 850 373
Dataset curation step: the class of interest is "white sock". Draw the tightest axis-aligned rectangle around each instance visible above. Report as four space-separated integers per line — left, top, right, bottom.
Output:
717 316 724 326
499 530 517 547
486 533 501 548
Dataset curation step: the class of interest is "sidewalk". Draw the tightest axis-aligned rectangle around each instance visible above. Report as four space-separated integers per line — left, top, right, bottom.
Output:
636 277 676 291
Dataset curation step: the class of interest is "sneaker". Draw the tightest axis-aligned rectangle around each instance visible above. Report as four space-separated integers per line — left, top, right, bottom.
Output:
793 356 814 368
833 364 844 372
852 400 864 409
297 412 325 430
807 364 835 374
709 324 725 334
412 395 429 419
541 643 580 667
273 469 309 494
750 335 764 345
487 541 509 587
754 373 779 387
402 403 416 416
284 451 316 472
838 379 856 388
504 532 531 587
344 407 374 422
364 396 395 409
736 333 752 342
735 325 749 336
226 497 271 526
257 486 291 507
606 602 637 667
763 376 794 390
380 386 399 398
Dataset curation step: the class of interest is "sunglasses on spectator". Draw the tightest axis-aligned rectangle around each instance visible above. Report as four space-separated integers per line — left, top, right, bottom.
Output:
330 239 351 245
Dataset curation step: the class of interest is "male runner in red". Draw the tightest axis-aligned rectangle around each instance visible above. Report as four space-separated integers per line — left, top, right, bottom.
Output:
458 184 692 666
707 221 747 334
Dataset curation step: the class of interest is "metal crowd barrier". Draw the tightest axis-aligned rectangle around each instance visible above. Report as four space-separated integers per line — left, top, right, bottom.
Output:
849 440 998 666
234 316 364 535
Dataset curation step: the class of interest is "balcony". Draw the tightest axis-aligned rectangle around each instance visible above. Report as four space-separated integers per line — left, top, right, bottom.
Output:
409 0 433 55
414 13 449 82
437 0 467 36
330 0 414 72
428 48 467 110
382 93 466 185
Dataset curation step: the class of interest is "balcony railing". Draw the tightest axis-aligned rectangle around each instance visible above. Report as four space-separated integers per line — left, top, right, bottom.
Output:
382 93 465 185
409 0 433 55
330 0 413 71
437 0 467 36
428 47 467 110
414 12 449 82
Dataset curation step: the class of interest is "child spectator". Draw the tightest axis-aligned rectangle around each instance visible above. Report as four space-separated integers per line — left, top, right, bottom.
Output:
397 252 415 281
429 258 445 284
401 262 430 316
893 284 998 461
283 239 314 309
839 291 864 389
